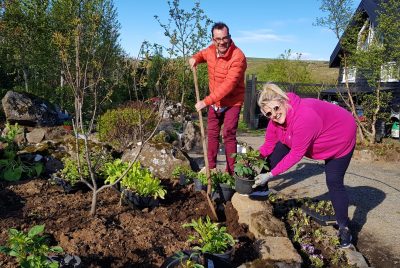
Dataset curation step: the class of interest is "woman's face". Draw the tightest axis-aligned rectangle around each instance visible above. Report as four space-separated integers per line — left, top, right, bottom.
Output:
261 100 287 125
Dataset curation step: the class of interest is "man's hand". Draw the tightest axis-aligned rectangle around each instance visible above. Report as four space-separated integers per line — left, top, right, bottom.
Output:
195 100 206 112
252 172 273 188
188 57 197 69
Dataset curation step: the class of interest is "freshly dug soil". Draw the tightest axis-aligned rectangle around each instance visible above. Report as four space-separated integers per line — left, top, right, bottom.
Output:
0 179 257 267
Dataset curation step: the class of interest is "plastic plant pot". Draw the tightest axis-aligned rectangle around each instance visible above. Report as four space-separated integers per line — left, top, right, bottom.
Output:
234 175 255 195
160 250 201 268
121 188 159 209
204 246 234 268
219 183 235 202
301 205 336 226
193 178 207 192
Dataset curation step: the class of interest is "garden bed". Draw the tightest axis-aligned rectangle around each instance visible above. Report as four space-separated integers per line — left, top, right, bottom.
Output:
0 178 257 267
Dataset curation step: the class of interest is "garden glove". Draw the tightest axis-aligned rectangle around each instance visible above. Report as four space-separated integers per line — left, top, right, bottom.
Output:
252 172 273 188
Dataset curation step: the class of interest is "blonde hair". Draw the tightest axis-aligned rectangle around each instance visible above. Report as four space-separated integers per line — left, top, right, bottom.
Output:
257 83 289 109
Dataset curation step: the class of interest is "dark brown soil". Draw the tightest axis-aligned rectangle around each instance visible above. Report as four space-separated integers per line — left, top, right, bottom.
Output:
0 179 257 267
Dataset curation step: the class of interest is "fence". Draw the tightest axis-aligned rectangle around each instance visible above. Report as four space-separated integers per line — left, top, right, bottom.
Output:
243 74 336 129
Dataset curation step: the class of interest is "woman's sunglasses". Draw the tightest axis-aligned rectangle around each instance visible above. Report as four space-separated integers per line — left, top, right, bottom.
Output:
262 105 281 118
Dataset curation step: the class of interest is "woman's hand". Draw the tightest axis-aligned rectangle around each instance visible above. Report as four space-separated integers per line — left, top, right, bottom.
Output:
252 172 273 188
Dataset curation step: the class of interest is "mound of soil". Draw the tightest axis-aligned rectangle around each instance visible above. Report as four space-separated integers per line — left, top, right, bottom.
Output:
0 179 257 267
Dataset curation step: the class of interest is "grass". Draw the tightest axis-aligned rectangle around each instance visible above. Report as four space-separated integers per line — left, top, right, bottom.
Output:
246 57 339 85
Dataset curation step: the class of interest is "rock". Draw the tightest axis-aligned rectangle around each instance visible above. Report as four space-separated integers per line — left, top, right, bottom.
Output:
232 193 302 267
45 156 64 175
121 141 197 179
342 246 370 268
1 90 60 126
182 121 202 152
26 128 46 144
251 211 288 239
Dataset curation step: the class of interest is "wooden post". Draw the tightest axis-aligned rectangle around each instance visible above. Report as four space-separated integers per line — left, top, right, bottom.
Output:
249 75 258 129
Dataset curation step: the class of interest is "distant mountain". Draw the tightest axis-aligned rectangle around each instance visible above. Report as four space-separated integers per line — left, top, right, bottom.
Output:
246 57 339 84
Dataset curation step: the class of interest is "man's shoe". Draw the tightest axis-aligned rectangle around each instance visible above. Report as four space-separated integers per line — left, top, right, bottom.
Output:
338 227 352 248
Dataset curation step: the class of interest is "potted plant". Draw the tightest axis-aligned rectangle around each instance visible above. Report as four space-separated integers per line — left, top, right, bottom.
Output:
0 225 64 268
211 171 235 202
232 148 268 194
54 156 90 193
172 165 197 186
104 159 166 208
193 172 208 192
63 120 73 132
182 216 235 267
301 198 336 226
160 251 203 268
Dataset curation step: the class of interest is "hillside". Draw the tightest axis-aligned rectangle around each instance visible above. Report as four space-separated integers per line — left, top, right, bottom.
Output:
246 57 339 84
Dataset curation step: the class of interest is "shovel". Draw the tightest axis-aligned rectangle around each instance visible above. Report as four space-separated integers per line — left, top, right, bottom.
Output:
192 68 218 221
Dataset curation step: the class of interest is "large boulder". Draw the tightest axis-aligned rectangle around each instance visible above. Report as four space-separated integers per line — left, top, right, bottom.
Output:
121 141 198 179
1 91 61 126
182 120 202 152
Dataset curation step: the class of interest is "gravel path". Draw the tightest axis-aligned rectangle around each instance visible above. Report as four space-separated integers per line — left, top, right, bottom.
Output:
230 134 400 267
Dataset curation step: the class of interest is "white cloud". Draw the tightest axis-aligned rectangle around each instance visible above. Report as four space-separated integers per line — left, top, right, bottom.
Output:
234 29 292 43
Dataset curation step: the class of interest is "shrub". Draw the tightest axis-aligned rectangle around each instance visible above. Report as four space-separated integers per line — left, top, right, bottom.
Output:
0 225 63 268
97 102 159 150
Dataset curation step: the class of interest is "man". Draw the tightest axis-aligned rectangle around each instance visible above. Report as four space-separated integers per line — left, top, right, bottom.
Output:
189 22 247 175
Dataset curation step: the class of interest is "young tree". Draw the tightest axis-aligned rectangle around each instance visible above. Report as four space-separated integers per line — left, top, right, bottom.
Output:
52 0 126 215
314 0 369 140
154 0 212 109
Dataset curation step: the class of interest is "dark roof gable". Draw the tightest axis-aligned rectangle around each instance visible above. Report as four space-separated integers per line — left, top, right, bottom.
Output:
329 0 380 67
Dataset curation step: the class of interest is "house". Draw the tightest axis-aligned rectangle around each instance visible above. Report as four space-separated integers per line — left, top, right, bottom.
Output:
321 0 400 116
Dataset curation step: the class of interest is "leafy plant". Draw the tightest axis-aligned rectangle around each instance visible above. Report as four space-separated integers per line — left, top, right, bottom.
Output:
60 156 89 185
0 123 44 181
104 159 166 199
0 225 63 268
232 148 268 179
182 216 235 254
211 170 235 188
63 120 72 126
172 165 197 184
174 251 204 268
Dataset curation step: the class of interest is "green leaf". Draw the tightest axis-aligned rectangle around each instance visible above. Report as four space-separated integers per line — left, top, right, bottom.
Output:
4 166 23 181
28 225 45 238
50 246 63 253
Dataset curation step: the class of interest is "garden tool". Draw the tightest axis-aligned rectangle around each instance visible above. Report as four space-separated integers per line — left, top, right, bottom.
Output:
192 68 218 221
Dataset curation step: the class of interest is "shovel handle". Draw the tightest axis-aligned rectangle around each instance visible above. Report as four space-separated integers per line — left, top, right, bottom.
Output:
192 69 211 195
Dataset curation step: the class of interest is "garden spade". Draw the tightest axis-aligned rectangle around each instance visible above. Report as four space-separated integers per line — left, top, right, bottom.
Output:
192 68 218 221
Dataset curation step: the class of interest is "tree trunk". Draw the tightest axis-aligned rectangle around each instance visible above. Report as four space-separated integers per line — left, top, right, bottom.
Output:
90 191 97 216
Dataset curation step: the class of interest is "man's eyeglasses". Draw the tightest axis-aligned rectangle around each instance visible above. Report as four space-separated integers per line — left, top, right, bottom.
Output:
213 35 231 43
262 105 281 119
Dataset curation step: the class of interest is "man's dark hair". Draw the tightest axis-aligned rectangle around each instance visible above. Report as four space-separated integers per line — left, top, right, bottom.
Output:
211 22 229 37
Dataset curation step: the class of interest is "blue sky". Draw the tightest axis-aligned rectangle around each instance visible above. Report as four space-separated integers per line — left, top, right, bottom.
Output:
115 0 358 61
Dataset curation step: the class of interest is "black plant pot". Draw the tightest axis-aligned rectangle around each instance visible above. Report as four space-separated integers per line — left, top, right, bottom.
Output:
48 254 82 268
52 175 87 194
301 205 336 226
160 250 201 268
234 175 255 195
204 247 234 268
122 188 159 209
193 178 207 192
218 183 235 202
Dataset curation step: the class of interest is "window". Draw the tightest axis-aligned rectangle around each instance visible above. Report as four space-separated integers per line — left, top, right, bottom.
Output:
381 62 399 82
341 67 357 83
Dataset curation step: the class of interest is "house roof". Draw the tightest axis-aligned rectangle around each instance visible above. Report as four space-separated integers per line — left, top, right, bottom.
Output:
329 0 380 67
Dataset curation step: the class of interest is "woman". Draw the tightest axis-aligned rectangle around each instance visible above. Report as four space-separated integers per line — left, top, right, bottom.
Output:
254 83 357 248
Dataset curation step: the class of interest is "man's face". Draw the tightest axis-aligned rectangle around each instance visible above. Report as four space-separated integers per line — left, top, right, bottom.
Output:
212 27 231 55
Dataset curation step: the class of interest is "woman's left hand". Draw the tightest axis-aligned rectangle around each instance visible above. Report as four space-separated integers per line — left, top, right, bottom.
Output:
252 172 273 188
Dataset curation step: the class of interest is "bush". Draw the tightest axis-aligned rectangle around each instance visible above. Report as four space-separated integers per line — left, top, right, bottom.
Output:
97 102 159 150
